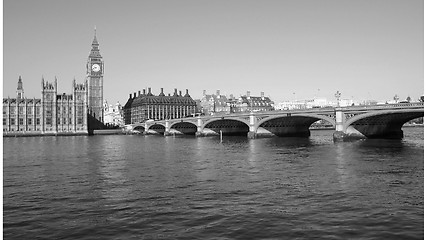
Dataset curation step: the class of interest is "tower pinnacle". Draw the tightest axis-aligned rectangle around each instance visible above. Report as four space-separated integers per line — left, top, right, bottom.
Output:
92 26 99 46
17 76 24 99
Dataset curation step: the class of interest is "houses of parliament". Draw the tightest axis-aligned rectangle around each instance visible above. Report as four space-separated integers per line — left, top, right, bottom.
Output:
3 31 104 136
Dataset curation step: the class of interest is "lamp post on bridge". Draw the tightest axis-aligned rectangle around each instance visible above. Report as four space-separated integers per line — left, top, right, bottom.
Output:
335 91 341 107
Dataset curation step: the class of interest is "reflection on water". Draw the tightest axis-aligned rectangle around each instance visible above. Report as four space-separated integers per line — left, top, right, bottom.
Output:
335 143 351 190
3 127 424 239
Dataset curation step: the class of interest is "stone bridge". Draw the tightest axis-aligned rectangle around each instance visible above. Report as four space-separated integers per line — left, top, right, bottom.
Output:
125 103 424 141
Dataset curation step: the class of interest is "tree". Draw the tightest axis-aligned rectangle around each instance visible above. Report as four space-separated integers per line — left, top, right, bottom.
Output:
393 94 399 102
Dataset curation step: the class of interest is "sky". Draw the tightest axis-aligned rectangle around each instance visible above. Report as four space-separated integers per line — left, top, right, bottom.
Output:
3 0 424 104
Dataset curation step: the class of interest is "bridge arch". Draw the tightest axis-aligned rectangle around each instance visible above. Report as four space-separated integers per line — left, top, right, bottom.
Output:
202 117 250 129
253 113 336 137
133 126 145 133
343 109 424 139
147 123 166 135
201 118 250 136
255 113 335 129
170 121 198 135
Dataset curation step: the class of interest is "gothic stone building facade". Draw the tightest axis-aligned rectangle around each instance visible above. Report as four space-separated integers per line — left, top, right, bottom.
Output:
124 88 197 124
3 31 104 136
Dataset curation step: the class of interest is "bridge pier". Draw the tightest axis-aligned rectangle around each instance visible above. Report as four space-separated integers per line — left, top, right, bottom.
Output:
247 131 256 139
333 108 366 141
333 130 366 142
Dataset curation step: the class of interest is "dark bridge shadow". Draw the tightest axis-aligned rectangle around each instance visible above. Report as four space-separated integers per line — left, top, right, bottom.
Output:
350 112 424 139
259 116 322 137
171 122 198 135
205 119 249 136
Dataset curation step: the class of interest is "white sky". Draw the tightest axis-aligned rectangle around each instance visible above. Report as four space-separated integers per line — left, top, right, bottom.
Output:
3 0 424 104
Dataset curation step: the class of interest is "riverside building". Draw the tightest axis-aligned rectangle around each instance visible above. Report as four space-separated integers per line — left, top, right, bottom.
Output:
123 88 197 124
200 90 274 115
3 30 104 136
3 77 88 136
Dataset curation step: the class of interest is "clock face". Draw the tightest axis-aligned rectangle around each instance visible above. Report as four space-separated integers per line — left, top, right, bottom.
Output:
92 64 100 72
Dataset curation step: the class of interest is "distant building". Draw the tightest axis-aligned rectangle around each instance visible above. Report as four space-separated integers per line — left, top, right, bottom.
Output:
231 91 274 113
275 97 355 110
123 88 197 124
200 90 274 115
200 90 231 115
103 100 124 127
275 100 308 110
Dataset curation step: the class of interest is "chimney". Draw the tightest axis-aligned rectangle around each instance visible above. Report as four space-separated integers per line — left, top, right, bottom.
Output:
159 88 165 96
174 88 178 96
143 89 146 95
179 90 182 96
129 93 132 99
138 90 141 96
133 92 136 98
148 87 152 95
261 92 265 100
185 89 189 97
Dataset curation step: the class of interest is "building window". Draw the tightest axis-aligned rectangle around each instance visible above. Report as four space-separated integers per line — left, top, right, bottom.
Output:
19 118 24 125
36 118 40 125
77 106 83 116
77 118 83 124
11 118 15 125
46 118 52 125
28 118 32 125
3 107 6 114
10 107 15 114
36 107 41 115
3 118 6 125
27 107 33 114
19 107 24 114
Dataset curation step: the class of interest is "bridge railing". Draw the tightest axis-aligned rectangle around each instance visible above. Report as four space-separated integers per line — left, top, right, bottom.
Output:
339 102 424 111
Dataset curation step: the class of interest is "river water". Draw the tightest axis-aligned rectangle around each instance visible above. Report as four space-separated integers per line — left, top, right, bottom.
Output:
3 127 424 239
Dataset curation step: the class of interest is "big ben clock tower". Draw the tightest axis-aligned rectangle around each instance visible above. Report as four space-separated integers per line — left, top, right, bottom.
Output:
87 28 104 122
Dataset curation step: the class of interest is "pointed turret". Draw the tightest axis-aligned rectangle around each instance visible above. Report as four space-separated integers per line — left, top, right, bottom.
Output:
17 76 24 99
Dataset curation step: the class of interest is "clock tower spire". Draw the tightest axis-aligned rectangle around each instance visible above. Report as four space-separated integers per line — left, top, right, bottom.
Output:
87 27 104 122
